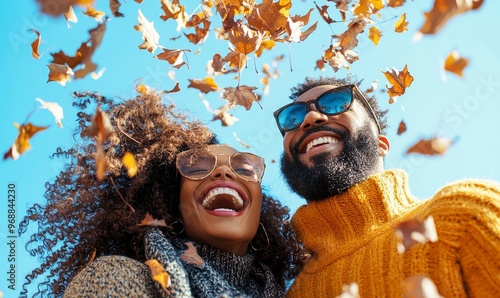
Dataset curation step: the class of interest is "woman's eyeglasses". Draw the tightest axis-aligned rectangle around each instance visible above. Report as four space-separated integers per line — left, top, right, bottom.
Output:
273 85 381 135
176 149 266 182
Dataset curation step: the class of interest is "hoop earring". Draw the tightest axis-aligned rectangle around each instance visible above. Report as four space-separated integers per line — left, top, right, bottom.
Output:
170 220 185 235
251 223 270 251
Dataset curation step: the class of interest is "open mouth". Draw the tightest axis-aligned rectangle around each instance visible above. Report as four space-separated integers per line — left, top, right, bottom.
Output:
304 136 339 153
201 187 245 212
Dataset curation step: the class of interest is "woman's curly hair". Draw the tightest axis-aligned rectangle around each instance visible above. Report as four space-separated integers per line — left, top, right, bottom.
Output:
19 90 306 297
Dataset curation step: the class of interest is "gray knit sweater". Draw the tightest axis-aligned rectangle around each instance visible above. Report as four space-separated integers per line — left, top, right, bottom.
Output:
64 229 283 297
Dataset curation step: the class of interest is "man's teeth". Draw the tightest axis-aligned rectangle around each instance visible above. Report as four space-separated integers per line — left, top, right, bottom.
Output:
306 136 338 152
202 187 243 210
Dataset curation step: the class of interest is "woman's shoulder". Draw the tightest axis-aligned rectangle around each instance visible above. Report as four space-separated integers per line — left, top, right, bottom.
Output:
64 255 159 298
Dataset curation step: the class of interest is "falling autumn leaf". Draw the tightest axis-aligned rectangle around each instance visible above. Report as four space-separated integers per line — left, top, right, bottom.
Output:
85 105 115 180
418 0 485 35
368 26 382 45
29 29 41 59
222 85 261 111
444 50 469 77
187 77 219 94
397 120 407 135
246 0 289 40
395 13 408 33
37 0 95 16
134 9 160 53
155 47 188 69
403 276 442 298
395 216 438 254
4 123 49 160
47 63 74 87
36 97 64 128
213 104 239 126
110 0 124 17
315 58 326 71
388 0 406 8
180 242 204 266
284 8 318 42
122 152 138 177
406 137 453 156
365 80 379 93
227 22 263 55
145 259 171 294
64 5 78 26
382 64 414 99
82 6 105 21
137 213 167 227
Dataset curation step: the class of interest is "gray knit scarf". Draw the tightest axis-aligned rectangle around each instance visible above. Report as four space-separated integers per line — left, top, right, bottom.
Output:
145 228 283 298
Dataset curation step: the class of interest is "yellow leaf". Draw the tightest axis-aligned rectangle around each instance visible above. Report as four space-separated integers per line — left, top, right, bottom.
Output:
368 26 382 45
444 50 469 77
122 152 138 177
82 6 105 21
4 123 49 160
382 64 414 98
145 259 171 294
395 13 408 33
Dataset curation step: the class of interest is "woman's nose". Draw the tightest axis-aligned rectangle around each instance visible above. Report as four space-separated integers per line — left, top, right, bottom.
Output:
211 165 235 180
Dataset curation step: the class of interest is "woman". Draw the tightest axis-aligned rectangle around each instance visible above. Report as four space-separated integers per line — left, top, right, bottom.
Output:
19 90 306 297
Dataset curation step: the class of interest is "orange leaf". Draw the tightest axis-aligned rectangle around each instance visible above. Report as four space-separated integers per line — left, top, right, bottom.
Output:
255 40 276 58
368 26 382 45
180 242 204 266
4 123 49 160
403 276 442 298
160 0 186 24
406 137 453 156
387 0 406 8
382 64 414 98
47 63 74 86
395 216 438 254
397 120 407 135
86 249 97 266
82 6 105 21
134 9 160 53
36 98 64 128
86 105 115 180
37 0 95 16
315 58 326 71
188 77 219 94
29 29 41 59
137 213 167 227
418 0 485 35
222 85 260 111
227 22 263 55
184 14 210 45
122 152 138 177
444 50 469 77
247 0 288 40
145 259 171 294
394 13 408 33
155 47 188 69
110 0 124 17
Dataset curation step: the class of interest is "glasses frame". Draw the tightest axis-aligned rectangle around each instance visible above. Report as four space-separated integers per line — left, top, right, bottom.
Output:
176 150 266 182
273 84 381 135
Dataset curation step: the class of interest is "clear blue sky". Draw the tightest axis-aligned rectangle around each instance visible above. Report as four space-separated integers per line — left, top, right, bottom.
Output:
1 1 500 296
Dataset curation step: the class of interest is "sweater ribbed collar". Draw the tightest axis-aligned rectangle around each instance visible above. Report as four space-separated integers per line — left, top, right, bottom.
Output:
292 169 421 263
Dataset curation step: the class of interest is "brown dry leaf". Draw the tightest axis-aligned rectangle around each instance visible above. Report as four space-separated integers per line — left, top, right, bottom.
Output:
406 137 453 156
145 259 171 294
418 0 484 35
213 104 239 127
331 0 349 21
188 77 219 94
388 0 406 8
164 82 181 94
404 276 442 298
185 13 210 45
64 5 79 26
314 3 335 24
155 47 188 69
3 123 49 160
222 51 247 70
333 16 372 54
365 80 379 93
137 213 167 227
86 105 115 180
134 9 160 53
227 22 263 55
247 0 289 40
29 29 41 59
315 58 326 71
336 282 360 298
222 85 260 111
285 8 317 42
368 26 382 45
160 0 186 24
395 13 409 33
395 216 438 254
181 242 204 266
397 120 407 135
47 63 74 86
83 6 105 21
323 45 358 72
122 152 138 177
382 64 414 98
110 0 124 17
444 50 469 77
36 98 64 128
37 0 95 16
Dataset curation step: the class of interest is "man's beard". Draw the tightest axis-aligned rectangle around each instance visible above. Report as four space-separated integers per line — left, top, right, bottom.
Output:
280 123 381 202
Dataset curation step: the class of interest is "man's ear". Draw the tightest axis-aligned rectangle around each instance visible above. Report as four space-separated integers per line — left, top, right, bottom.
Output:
378 135 390 157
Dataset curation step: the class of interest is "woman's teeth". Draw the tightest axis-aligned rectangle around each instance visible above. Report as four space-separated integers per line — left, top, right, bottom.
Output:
202 187 243 211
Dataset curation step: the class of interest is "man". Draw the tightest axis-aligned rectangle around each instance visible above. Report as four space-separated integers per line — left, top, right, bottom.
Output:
274 76 500 297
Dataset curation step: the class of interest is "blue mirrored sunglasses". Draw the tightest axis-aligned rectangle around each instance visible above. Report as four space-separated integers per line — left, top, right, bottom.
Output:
273 85 381 135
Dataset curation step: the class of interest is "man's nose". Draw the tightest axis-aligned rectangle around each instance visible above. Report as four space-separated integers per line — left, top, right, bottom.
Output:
299 103 328 130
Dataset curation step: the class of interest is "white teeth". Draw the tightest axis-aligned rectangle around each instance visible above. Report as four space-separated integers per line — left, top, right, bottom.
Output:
202 187 243 209
306 136 338 152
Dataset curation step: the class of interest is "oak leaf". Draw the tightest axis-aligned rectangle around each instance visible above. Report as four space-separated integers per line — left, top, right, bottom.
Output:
36 98 64 128
181 242 204 266
368 26 382 45
418 0 485 35
134 9 160 53
137 213 167 227
188 77 219 94
37 0 95 16
29 29 41 59
222 85 260 111
403 276 442 298
382 64 413 98
4 123 49 160
47 63 74 86
110 0 124 17
122 152 138 177
406 137 453 156
83 6 105 21
395 13 408 33
85 105 115 180
444 50 469 77
145 259 171 294
227 22 263 55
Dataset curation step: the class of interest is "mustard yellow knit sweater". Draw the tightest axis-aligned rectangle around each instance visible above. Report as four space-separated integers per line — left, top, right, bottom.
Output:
287 170 500 298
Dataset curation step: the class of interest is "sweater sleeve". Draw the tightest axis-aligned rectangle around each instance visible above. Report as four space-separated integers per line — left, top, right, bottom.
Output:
64 255 160 298
438 180 500 297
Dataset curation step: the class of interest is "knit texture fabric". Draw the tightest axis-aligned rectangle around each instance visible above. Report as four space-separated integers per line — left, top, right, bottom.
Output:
287 169 500 298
